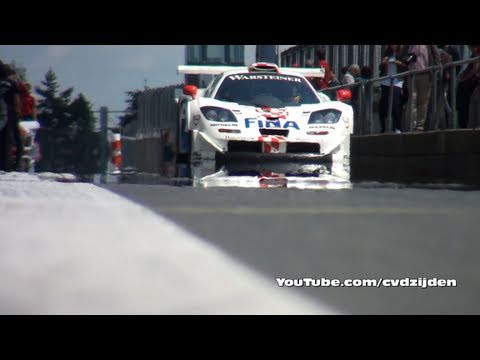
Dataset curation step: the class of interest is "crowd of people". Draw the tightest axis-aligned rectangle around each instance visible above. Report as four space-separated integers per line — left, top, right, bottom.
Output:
306 45 480 133
0 60 38 172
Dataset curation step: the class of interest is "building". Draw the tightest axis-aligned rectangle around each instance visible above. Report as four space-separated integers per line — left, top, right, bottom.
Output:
185 45 245 87
255 45 279 64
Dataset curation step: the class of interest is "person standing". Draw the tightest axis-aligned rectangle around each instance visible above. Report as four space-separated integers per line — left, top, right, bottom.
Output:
401 45 440 131
0 63 21 171
19 82 37 121
379 45 408 133
7 67 24 170
467 45 480 128
457 45 480 128
314 47 331 90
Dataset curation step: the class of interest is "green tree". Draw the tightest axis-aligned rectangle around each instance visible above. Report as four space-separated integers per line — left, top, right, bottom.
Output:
35 68 102 175
35 68 74 130
69 93 103 174
9 60 27 82
69 93 95 134
119 89 141 128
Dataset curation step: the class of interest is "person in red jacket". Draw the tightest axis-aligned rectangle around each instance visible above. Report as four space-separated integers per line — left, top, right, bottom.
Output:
314 47 331 90
18 82 37 121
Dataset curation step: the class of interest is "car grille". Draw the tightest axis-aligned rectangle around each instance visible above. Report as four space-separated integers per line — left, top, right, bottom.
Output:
259 129 289 137
228 141 320 154
228 141 262 153
287 143 320 153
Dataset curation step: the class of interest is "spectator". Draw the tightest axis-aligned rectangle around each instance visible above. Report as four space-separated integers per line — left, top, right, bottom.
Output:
400 45 440 132
0 63 22 171
379 45 408 133
305 59 314 68
314 47 331 90
341 66 348 80
304 59 316 88
359 65 373 81
443 46 460 126
7 67 24 170
440 45 461 74
469 79 480 128
457 45 480 128
342 65 361 131
18 82 37 121
433 47 454 129
467 45 480 128
342 64 360 85
322 70 341 100
329 70 341 87
0 61 7 133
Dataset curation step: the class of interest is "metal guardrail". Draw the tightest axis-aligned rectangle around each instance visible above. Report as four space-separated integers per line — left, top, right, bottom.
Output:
320 56 480 134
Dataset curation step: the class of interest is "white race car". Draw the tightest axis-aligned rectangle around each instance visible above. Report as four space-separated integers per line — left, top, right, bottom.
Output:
177 62 353 180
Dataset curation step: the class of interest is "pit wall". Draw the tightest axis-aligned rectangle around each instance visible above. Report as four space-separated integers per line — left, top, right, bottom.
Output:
351 129 480 184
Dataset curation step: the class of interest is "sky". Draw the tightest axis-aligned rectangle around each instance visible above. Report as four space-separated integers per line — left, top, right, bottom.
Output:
0 45 294 116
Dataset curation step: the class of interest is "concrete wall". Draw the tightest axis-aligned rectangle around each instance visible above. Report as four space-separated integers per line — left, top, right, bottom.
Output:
352 129 480 184
121 133 176 177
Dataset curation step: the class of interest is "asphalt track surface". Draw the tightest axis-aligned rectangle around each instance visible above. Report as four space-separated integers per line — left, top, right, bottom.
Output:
104 181 480 314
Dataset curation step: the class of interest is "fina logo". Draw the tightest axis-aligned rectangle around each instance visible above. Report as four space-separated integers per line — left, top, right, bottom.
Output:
245 118 300 130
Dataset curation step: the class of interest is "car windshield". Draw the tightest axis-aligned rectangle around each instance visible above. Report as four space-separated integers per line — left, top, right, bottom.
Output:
215 72 320 108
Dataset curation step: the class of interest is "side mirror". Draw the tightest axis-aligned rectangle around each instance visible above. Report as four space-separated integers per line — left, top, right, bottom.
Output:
336 89 352 102
183 85 198 98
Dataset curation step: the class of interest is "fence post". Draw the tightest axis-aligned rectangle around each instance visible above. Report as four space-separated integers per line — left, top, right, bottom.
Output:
359 83 365 134
408 73 416 132
99 106 109 181
387 77 394 133
368 82 374 134
451 68 457 129
431 67 438 130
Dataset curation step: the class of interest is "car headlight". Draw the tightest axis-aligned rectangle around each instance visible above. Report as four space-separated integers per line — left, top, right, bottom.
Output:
200 106 237 122
308 109 342 124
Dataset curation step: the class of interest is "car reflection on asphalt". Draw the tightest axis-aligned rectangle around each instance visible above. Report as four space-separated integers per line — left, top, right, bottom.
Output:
192 161 352 190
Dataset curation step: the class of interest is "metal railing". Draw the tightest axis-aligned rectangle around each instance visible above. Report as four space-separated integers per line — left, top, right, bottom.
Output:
320 56 480 134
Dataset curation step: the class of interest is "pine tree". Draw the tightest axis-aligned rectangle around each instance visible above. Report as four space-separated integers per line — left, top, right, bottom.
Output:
120 89 141 128
69 93 95 134
34 68 102 174
35 68 73 130
69 93 103 174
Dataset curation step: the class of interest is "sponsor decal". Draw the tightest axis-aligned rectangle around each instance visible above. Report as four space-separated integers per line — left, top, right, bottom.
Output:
265 120 281 128
309 125 336 130
228 74 302 82
245 118 300 130
209 123 238 127
222 136 254 141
